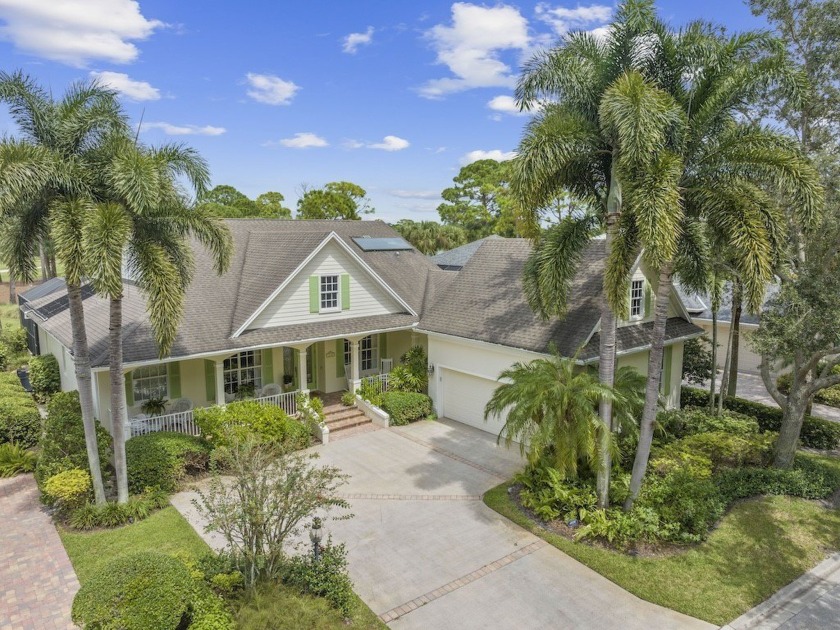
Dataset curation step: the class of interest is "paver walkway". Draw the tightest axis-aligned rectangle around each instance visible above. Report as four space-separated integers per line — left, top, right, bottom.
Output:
172 419 713 629
0 474 78 630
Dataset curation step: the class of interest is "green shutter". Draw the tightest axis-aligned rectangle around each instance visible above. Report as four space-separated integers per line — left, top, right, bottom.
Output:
168 362 181 399
293 349 300 390
379 333 388 364
262 348 274 384
663 345 673 396
309 276 319 313
204 360 215 402
644 281 652 318
336 339 345 378
341 274 350 310
124 372 134 407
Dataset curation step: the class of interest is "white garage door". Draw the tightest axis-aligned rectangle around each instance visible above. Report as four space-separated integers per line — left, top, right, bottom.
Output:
441 368 507 437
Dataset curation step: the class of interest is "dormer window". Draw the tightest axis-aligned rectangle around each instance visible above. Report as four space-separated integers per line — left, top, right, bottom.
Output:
320 275 340 312
630 279 644 318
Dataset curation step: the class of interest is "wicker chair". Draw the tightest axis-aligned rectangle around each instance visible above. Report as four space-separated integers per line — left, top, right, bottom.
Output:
260 383 282 398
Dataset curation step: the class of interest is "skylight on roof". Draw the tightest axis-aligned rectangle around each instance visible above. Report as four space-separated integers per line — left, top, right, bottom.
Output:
352 237 413 252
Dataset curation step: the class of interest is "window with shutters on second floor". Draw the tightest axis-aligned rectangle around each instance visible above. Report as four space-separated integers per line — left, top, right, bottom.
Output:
320 274 340 312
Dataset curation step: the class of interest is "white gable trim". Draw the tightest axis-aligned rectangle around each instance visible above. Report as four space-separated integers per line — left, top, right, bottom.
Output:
232 232 416 338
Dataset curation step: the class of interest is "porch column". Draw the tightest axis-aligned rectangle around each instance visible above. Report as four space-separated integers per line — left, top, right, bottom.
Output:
349 337 361 393
214 359 226 406
295 344 310 393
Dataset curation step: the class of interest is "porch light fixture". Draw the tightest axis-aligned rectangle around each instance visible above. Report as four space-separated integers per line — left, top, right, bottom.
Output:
427 363 435 376
309 517 323 561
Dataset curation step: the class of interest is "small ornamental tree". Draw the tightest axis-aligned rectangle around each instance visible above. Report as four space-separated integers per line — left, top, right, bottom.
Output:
193 436 351 588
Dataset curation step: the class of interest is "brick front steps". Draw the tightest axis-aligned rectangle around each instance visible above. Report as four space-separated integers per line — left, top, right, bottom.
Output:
322 400 373 440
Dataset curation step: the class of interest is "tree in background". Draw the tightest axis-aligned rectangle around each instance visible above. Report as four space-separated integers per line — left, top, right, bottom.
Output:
296 181 373 220
438 159 516 239
392 220 467 255
199 184 291 219
749 0 840 468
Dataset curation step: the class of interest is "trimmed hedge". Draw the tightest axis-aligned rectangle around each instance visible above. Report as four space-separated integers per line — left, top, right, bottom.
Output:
381 391 432 426
44 468 92 514
29 354 61 402
0 372 40 448
681 386 840 450
72 552 195 629
194 400 311 449
125 432 212 494
36 391 111 490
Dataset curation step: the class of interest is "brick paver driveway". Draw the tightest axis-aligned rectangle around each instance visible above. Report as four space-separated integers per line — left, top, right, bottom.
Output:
173 419 713 629
0 474 79 630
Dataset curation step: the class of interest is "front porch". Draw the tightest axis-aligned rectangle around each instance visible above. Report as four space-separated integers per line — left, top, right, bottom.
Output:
92 329 426 437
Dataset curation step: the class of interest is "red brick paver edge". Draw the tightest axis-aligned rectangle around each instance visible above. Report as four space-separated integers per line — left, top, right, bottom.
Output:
389 428 509 480
0 474 79 630
378 540 546 624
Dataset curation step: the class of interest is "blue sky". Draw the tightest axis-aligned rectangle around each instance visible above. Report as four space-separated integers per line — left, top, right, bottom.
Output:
0 1 768 222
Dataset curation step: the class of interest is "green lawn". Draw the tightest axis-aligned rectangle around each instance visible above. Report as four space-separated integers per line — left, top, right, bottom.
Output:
59 506 385 629
485 471 840 626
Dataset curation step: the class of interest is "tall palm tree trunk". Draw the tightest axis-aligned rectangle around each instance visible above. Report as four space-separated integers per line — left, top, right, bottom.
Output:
8 272 15 304
625 262 673 510
109 294 128 503
709 306 719 412
67 281 107 504
727 280 742 397
718 317 735 415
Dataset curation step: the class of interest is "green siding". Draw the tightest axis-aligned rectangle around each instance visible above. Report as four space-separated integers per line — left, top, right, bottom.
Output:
663 345 673 396
168 362 181 399
336 339 345 378
341 274 350 310
204 360 215 402
309 276 319 313
124 372 134 407
262 349 274 384
380 333 388 363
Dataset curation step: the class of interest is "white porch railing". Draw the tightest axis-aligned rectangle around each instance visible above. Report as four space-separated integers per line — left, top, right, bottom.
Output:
128 390 301 439
129 409 199 438
254 390 298 416
360 373 389 396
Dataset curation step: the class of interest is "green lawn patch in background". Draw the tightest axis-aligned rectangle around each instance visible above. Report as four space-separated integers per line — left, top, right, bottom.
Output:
485 479 840 626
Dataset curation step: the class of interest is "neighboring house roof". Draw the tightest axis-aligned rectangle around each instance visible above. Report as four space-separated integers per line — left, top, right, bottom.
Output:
419 238 703 358
675 282 778 326
431 235 503 270
24 220 443 368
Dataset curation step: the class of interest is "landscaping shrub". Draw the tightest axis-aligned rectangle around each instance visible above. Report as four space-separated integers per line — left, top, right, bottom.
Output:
380 391 432 426
282 541 355 618
357 380 382 407
0 345 7 371
638 470 725 541
44 468 92 513
655 431 775 472
29 354 61 402
680 386 840 450
777 367 840 409
516 464 598 522
235 582 350 630
35 391 111 490
0 372 40 448
0 442 36 477
194 400 311 449
340 390 355 407
125 431 212 494
657 407 759 442
2 327 28 354
72 552 195 629
297 393 325 432
67 487 169 530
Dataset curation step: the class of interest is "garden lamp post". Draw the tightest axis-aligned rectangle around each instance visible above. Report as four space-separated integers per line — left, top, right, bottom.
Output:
310 517 323 561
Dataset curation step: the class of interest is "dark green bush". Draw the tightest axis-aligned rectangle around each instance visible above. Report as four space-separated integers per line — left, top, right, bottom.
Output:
72 552 195 629
282 542 355 618
656 431 775 472
194 400 310 449
381 391 432 426
2 327 28 354
0 345 7 371
67 487 169 530
657 407 759 442
716 456 840 503
125 431 212 494
0 372 40 448
681 386 840 450
36 391 111 490
638 470 725 541
29 354 61 402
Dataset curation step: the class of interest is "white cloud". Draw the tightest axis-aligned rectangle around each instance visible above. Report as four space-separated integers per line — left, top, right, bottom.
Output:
90 71 159 101
419 2 530 99
0 0 163 66
390 189 441 200
270 132 328 149
487 94 525 115
368 135 410 151
245 73 300 105
342 139 365 149
142 122 226 136
460 149 517 165
343 26 374 54
535 3 612 36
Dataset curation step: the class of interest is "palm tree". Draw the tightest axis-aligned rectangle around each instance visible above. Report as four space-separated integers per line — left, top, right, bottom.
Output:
484 351 616 479
393 220 467 255
83 138 232 502
0 73 126 504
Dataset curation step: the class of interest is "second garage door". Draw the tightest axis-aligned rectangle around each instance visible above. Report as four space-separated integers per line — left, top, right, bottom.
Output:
440 368 507 437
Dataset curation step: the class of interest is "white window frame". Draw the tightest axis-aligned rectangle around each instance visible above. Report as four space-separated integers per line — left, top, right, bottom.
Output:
360 335 378 374
223 350 263 395
630 278 645 319
320 274 340 313
132 364 169 404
